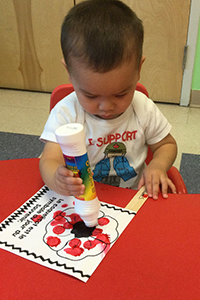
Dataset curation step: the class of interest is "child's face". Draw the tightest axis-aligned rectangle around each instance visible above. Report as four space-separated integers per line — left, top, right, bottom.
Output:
68 56 144 120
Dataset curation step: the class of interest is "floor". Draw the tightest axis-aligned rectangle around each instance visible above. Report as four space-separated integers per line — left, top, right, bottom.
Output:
0 88 200 170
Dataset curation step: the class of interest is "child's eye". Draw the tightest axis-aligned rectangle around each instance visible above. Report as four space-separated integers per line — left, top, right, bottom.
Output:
85 94 97 99
115 93 127 98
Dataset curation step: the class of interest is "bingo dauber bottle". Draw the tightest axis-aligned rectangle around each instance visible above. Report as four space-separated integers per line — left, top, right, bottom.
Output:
55 123 100 227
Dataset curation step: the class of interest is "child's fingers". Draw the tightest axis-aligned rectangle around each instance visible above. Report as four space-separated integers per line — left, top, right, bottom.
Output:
139 173 154 198
57 165 74 177
160 178 176 198
167 178 176 194
149 174 167 200
55 180 85 197
151 176 160 200
160 179 169 199
55 165 85 196
137 175 145 190
139 169 176 200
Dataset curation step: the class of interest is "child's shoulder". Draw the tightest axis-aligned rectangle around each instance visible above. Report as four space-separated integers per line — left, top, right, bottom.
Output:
54 91 79 109
133 90 155 114
51 91 84 124
132 91 164 131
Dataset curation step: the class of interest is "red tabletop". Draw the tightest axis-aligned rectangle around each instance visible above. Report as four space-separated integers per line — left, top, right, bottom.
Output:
1 158 200 300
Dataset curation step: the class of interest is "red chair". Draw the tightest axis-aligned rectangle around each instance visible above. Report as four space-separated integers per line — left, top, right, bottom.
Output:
50 84 74 111
50 83 187 194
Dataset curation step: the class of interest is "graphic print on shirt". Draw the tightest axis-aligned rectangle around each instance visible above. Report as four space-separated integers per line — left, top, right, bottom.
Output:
93 142 137 187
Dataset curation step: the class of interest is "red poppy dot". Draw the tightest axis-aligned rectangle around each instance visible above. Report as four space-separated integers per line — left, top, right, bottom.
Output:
98 217 109 226
63 222 73 229
83 240 97 250
53 210 66 220
62 204 68 208
32 215 43 223
51 217 66 226
66 213 82 224
53 225 65 234
92 228 103 236
64 247 84 257
69 238 81 248
46 236 61 247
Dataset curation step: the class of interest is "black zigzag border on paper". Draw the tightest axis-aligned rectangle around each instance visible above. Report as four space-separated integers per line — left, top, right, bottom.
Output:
0 240 90 280
100 203 136 216
0 185 49 232
0 188 134 281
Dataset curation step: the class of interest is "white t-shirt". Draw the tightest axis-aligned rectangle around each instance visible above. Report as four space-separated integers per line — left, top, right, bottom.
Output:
40 91 171 189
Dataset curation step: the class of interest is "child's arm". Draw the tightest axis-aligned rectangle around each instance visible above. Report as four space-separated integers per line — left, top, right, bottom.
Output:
39 141 85 196
138 133 177 200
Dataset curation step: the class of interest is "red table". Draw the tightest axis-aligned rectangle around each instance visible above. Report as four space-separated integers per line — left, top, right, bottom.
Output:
1 158 200 300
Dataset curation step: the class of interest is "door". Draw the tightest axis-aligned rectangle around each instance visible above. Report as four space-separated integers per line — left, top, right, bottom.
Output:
75 0 191 103
124 0 191 103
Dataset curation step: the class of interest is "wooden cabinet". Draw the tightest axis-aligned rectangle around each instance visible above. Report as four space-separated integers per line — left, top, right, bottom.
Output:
0 0 73 92
0 0 191 103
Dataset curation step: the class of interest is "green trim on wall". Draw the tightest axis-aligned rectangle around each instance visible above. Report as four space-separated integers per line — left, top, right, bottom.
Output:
192 19 200 90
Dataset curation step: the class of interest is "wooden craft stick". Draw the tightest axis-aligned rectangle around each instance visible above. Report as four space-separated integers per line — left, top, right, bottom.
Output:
125 186 148 212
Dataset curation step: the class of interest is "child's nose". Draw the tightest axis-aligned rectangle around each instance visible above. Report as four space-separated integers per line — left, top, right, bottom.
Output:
99 98 114 111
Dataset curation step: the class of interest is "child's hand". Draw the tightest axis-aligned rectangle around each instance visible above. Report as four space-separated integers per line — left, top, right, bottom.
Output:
138 162 176 200
54 165 85 196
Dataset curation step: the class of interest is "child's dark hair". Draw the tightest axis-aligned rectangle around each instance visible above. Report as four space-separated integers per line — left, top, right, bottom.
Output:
61 0 143 73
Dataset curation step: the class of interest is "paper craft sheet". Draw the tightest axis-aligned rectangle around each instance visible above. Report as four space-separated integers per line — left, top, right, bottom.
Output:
0 186 135 282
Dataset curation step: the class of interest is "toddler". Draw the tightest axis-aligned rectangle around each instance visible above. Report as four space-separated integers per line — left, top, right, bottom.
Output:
40 0 177 200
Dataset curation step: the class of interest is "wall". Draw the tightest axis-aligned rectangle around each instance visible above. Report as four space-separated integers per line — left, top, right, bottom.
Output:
190 19 200 106
192 19 200 90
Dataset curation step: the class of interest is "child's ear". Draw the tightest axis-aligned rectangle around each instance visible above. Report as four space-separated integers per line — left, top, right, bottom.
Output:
139 55 145 72
61 58 67 69
61 58 72 82
138 55 146 80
